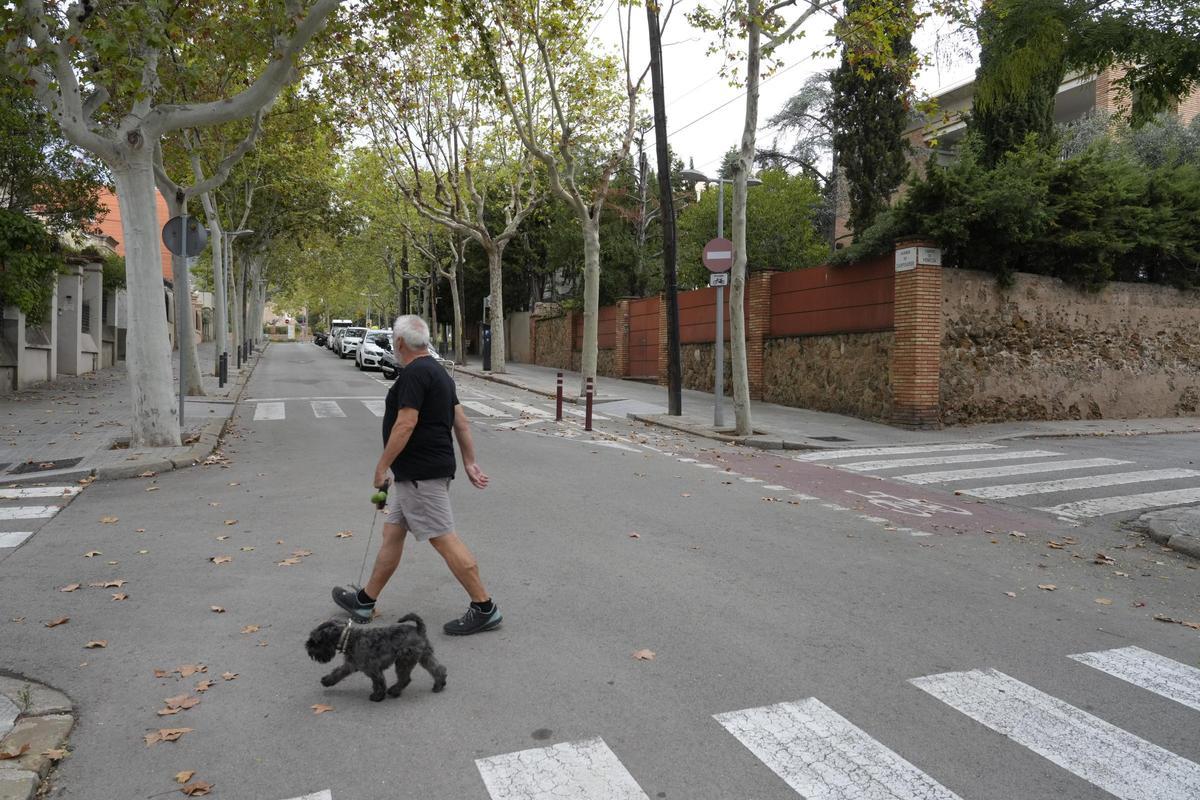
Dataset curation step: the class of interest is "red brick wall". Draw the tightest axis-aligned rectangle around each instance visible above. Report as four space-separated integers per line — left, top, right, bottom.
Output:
890 242 942 428
769 255 894 337
628 296 660 378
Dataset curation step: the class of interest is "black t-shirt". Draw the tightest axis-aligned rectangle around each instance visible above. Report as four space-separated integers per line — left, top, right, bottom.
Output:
382 355 460 481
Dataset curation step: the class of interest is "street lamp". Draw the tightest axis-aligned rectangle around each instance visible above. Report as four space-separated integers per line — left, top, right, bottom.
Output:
678 170 762 428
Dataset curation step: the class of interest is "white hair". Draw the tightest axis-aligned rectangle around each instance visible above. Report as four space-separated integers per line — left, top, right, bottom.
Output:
392 315 431 349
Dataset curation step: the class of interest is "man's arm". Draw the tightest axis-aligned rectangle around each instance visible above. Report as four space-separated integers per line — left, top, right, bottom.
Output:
453 404 489 489
375 408 418 489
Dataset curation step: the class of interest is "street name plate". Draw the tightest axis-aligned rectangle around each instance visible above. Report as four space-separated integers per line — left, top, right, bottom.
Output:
918 246 942 266
709 273 729 287
895 247 917 272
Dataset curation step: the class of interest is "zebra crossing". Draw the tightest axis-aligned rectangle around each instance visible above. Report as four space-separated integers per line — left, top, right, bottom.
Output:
475 646 1200 800
795 442 1200 522
0 484 81 552
248 396 610 426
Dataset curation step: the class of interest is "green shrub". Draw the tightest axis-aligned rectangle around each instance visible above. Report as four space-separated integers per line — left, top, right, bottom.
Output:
0 209 63 324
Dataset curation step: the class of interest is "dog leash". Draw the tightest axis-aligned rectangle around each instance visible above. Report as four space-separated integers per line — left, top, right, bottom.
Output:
357 504 379 589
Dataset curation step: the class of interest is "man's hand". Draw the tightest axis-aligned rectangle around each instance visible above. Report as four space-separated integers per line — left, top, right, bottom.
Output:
373 465 390 492
465 462 489 489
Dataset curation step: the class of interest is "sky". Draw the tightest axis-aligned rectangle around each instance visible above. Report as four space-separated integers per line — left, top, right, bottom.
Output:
594 0 979 177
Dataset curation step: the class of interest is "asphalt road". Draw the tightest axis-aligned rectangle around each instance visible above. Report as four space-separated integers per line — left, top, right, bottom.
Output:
2 342 1198 800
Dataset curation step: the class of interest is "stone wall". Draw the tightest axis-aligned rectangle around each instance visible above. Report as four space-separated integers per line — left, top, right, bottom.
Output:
941 269 1200 424
682 343 733 395
532 314 573 370
762 333 894 420
597 348 617 378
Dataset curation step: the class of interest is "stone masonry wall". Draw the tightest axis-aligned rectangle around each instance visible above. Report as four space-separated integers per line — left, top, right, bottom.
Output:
941 269 1200 424
682 343 733 395
762 333 894 421
533 314 573 371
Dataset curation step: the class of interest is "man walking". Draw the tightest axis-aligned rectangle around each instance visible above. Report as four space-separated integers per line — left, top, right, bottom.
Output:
331 315 502 635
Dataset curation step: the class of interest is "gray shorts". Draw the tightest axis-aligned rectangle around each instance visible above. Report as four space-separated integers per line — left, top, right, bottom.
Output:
384 472 455 540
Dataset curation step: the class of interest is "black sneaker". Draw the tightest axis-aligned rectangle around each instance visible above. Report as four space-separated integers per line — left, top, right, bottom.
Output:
331 586 374 622
443 605 502 635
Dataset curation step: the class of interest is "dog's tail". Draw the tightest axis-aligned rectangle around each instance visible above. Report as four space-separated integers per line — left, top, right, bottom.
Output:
396 612 426 635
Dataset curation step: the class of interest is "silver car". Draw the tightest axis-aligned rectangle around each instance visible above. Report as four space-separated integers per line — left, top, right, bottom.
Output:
338 327 367 359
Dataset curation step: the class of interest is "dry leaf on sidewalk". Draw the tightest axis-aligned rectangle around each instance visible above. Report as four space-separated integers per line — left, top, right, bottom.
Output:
210 606 225 613
0 743 30 760
42 748 67 761
335 530 353 539
45 617 69 628
1095 598 1113 605
240 624 259 634
194 679 216 692
632 649 655 661
1037 584 1057 591
59 583 80 592
220 672 237 681
83 551 101 558
181 780 213 796
100 516 118 524
210 556 232 565
311 704 334 714
144 728 192 746
84 640 107 649
174 771 195 784
174 664 206 677
224 520 237 526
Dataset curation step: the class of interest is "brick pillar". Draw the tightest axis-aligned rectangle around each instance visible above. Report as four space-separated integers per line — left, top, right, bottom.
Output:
615 298 632 377
747 270 775 401
656 294 668 386
890 239 942 428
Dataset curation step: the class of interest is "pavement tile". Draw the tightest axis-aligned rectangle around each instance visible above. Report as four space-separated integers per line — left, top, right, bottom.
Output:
0 715 73 778
0 769 39 800
0 697 16 739
0 680 72 718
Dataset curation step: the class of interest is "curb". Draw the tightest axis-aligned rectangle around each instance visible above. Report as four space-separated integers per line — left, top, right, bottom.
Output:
1133 511 1200 561
0 675 74 800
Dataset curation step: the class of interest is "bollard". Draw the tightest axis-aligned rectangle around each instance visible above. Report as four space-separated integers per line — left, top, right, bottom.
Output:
218 353 227 388
585 377 594 432
236 344 242 369
556 372 563 421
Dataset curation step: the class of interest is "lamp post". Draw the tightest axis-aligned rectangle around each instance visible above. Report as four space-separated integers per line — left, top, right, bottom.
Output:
679 170 762 428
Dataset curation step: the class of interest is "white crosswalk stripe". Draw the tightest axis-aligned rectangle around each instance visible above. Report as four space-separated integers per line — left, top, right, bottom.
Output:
0 486 80 500
898 457 1133 485
1069 646 1200 712
562 407 610 421
254 402 286 421
310 400 346 419
842 449 1063 472
1039 486 1200 519
0 531 34 548
911 667 1200 800
361 400 385 417
715 698 962 800
461 400 512 418
501 401 552 417
796 442 1002 461
477 737 648 800
958 468 1200 499
0 506 60 520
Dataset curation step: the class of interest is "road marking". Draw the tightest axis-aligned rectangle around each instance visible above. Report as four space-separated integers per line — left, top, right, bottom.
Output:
715 698 962 800
1069 647 1200 712
476 737 649 800
898 458 1134 485
0 486 80 500
795 443 1002 461
0 531 34 548
462 401 511 418
1038 486 1200 519
0 506 59 520
361 400 386 417
248 395 385 403
740 477 764 483
310 401 346 419
960 468 1200 499
278 792 332 800
911 668 1200 800
494 418 549 430
254 402 286 421
761 485 788 491
592 441 640 452
694 463 718 469
501 401 552 417
843 450 1063 472
563 407 610 421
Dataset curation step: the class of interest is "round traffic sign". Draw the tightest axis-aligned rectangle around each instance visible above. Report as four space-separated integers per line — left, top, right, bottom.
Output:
161 215 208 257
702 237 734 273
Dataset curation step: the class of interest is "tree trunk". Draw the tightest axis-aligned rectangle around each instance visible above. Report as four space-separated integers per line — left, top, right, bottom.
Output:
162 192 206 397
111 158 182 447
730 0 762 436
486 245 507 373
579 216 601 394
456 244 467 365
204 211 225 374
231 248 244 360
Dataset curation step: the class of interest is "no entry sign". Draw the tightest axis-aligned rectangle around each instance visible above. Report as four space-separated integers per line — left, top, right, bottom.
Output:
702 237 734 273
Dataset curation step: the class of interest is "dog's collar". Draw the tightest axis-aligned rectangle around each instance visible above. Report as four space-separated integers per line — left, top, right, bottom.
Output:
336 620 355 654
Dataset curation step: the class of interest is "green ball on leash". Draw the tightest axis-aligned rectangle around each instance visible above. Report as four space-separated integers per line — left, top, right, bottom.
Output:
370 490 388 505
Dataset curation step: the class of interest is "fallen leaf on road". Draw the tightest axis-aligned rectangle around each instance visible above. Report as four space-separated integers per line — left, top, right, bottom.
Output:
135 528 145 533
1095 553 1117 565
83 640 107 649
146 486 159 492
291 549 313 558
174 771 195 784
180 780 213 796
228 482 240 486
239 546 254 552
275 539 284 545
100 516 118 524
156 708 181 717
628 532 640 539
144 728 192 746
224 520 237 526
59 583 80 592
137 550 149 555
164 694 200 710
111 593 128 601
632 649 656 661
1114 571 1129 577
240 624 259 634
83 551 101 558
91 579 126 588
1009 531 1027 538
216 535 229 541
1037 584 1057 591
335 530 353 539
0 743 30 760
210 556 232 565
276 557 302 566
311 704 334 714
208 502 220 507
194 679 215 692
138 471 157 478
45 617 69 628
1047 542 1064 550
106 560 119 566
680 493 691 498
221 672 237 681
174 664 206 678
210 606 225 614
154 669 169 678
1004 592 1016 598
42 749 67 761
1095 598 1113 605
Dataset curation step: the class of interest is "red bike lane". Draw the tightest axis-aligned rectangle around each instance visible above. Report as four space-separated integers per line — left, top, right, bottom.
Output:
696 449 1074 537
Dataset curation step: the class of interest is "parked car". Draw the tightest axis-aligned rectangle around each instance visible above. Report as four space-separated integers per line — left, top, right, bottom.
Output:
327 319 352 350
338 327 367 359
313 331 328 347
379 345 454 380
355 330 391 370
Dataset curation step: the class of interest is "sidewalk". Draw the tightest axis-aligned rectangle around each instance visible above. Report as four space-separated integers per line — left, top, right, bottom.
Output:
455 361 1200 450
0 344 263 484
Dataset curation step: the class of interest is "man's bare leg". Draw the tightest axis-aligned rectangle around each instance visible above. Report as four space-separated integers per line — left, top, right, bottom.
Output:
365 522 407 600
429 532 489 602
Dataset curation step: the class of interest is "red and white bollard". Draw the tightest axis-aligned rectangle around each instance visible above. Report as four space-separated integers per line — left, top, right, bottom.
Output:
585 377 594 432
556 372 563 421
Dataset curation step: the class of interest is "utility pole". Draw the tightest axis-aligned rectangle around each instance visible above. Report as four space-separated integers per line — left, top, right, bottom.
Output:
646 0 681 416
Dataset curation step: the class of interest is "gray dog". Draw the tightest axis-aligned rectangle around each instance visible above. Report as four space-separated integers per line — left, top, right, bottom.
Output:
306 613 447 702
